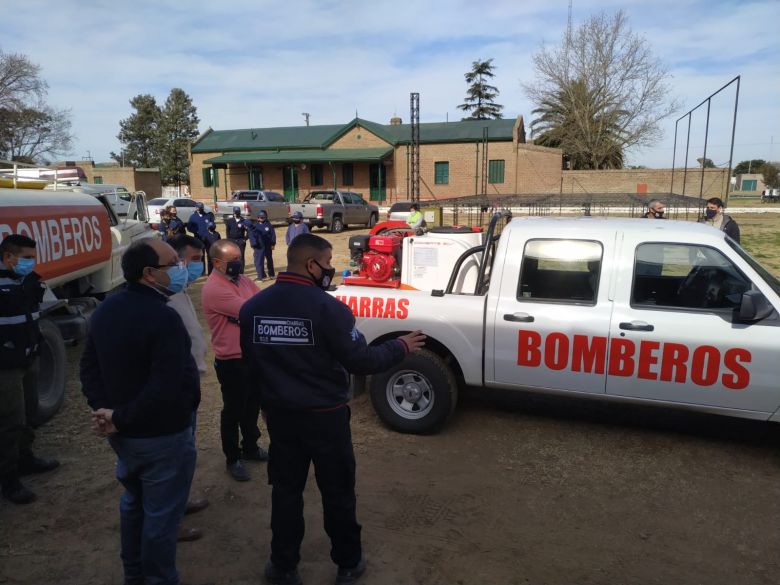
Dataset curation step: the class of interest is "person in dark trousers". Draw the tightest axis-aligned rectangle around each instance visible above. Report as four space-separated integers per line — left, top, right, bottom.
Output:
204 224 221 274
644 199 666 219
239 233 426 585
187 201 217 271
285 211 309 245
201 240 266 483
225 206 251 270
0 235 60 505
250 210 276 280
80 239 200 585
700 197 741 243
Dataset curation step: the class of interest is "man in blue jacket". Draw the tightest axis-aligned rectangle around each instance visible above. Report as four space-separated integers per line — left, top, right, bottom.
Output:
249 210 276 280
80 239 200 585
187 201 217 270
239 233 425 585
225 206 251 270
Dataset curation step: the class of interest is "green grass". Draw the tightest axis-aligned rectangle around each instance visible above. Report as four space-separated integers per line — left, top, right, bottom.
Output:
737 213 780 276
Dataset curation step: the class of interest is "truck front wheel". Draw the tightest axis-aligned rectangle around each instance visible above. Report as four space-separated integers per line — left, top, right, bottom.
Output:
29 318 67 427
369 349 457 434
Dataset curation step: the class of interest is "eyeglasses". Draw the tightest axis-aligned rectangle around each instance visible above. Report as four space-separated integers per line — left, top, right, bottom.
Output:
153 261 185 269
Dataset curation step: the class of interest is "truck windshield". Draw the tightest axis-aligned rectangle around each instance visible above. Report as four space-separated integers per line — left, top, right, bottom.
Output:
726 239 780 296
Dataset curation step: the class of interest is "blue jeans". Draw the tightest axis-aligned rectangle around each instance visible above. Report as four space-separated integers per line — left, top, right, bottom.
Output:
109 428 196 585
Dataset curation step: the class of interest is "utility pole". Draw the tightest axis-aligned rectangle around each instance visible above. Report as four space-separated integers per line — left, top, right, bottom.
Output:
302 113 310 126
410 93 420 203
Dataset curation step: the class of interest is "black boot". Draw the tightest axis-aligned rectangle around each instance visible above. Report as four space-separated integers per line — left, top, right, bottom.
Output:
1 477 36 504
18 455 59 476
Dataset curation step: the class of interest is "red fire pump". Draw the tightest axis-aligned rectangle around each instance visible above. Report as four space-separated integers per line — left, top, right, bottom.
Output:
343 221 414 288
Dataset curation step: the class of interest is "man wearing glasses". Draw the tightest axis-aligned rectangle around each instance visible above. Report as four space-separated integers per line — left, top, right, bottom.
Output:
80 239 200 585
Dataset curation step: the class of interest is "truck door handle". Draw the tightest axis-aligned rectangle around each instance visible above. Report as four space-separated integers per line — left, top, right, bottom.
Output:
504 312 535 322
619 321 654 332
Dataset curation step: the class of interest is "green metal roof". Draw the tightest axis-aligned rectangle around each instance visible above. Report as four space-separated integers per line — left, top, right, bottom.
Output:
193 117 517 153
203 147 393 165
192 124 346 153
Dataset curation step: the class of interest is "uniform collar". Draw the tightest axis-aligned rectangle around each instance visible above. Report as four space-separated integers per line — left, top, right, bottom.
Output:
276 272 315 287
127 281 169 302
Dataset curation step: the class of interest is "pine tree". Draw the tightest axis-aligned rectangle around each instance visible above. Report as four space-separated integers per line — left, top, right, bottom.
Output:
158 88 199 186
458 59 504 120
111 94 161 168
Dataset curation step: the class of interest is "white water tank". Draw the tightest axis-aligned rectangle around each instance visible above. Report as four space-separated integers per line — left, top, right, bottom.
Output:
401 229 484 293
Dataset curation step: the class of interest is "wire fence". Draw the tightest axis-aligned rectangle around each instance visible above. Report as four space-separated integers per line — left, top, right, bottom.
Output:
423 192 708 228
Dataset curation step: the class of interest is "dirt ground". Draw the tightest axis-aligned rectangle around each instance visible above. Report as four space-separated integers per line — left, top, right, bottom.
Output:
2 216 780 585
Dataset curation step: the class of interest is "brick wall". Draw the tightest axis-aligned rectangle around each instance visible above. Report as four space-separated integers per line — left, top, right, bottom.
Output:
561 168 729 198
87 166 162 197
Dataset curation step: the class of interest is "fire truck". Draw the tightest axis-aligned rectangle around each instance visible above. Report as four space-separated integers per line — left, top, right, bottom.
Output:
331 213 780 434
0 187 157 424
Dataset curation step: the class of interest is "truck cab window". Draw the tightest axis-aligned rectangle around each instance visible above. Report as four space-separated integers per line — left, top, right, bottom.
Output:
518 239 602 304
632 243 750 310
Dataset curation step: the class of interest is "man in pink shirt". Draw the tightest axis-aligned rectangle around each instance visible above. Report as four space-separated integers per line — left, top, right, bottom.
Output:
201 239 265 482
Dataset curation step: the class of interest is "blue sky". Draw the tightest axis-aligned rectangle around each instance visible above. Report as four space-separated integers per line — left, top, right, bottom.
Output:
2 0 778 169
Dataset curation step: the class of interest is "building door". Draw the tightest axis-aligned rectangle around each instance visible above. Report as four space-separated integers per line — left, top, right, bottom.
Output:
249 166 263 190
369 163 386 202
283 166 298 201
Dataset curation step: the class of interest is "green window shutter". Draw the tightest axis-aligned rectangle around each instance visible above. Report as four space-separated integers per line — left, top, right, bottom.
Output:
488 160 505 184
202 167 214 187
93 176 103 184
743 179 757 191
311 164 324 186
434 161 449 185
342 163 354 186
249 167 263 190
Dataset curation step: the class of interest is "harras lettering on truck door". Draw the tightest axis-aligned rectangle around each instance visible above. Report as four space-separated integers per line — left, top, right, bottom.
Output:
0 204 111 283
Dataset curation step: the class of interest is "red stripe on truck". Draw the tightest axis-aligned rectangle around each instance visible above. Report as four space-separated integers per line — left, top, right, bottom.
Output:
0 205 112 282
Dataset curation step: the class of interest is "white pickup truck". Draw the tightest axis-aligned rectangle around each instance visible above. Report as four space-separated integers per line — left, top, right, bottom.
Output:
330 213 780 433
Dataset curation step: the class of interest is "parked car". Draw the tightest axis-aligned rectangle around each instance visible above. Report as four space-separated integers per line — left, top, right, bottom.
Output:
214 190 289 223
289 190 379 233
46 183 135 217
147 197 201 225
387 201 415 222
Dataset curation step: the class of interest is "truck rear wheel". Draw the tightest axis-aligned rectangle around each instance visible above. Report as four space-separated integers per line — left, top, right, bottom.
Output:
369 349 457 434
330 216 345 233
29 318 67 427
368 213 378 227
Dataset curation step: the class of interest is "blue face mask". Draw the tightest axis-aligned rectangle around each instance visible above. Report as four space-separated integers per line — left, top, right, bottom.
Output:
155 265 189 295
705 208 717 219
12 257 35 277
187 261 204 283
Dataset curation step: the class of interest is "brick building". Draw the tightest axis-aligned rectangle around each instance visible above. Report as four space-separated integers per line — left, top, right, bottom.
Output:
189 117 563 203
54 160 162 197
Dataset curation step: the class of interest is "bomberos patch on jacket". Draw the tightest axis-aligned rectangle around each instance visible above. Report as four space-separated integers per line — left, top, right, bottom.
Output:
253 316 314 345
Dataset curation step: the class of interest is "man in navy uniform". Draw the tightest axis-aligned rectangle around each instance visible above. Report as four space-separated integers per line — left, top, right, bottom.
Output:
225 206 251 270
187 201 217 270
239 233 425 585
250 210 276 281
0 235 59 505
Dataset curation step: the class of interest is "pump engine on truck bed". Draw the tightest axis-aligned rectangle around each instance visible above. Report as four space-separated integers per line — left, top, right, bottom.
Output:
343 221 487 293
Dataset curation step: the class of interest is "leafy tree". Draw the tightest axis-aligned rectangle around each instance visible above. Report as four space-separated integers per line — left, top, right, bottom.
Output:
531 79 624 169
0 49 73 162
761 162 778 188
157 88 199 186
458 59 504 120
732 159 765 175
111 94 161 168
697 157 716 168
524 10 678 170
0 105 72 161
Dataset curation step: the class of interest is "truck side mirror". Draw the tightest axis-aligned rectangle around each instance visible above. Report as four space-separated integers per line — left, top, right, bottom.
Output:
735 290 774 323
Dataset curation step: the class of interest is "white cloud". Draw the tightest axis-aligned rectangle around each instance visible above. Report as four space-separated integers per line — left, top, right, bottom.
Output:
1 0 777 168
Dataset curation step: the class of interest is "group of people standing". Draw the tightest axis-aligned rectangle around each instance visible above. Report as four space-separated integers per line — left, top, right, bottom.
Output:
644 197 740 242
74 203 423 585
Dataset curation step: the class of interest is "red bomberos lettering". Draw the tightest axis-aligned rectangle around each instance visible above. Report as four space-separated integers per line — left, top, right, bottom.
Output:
335 295 409 320
516 329 751 390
